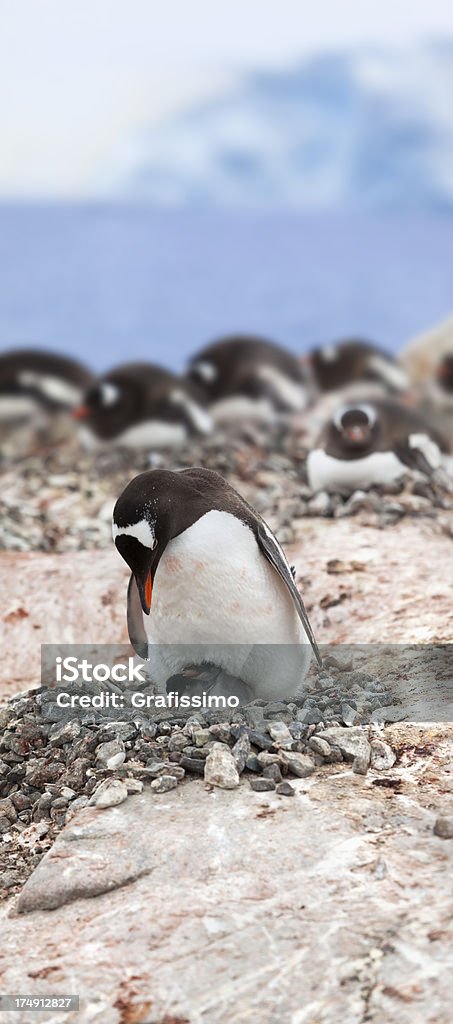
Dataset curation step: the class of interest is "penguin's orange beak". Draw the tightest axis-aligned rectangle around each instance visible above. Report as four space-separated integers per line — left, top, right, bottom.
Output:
73 405 89 420
144 571 153 613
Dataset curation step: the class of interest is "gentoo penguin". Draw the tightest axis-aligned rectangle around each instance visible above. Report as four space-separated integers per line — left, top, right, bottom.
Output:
307 398 448 494
307 339 408 394
74 363 212 449
0 348 93 423
112 467 321 700
187 335 308 423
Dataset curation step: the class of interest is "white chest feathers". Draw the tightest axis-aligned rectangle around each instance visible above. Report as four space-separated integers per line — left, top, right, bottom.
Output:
307 447 407 494
142 509 311 697
146 510 305 644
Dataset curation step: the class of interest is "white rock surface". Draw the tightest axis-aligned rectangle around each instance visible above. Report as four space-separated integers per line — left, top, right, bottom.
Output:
1 724 452 1023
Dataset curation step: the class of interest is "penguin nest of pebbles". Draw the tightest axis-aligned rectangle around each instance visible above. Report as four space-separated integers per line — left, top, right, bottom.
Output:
1 423 452 552
0 651 401 900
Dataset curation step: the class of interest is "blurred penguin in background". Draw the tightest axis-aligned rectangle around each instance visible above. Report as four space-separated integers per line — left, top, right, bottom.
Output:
74 362 212 449
307 398 449 495
187 334 309 424
306 339 409 396
0 348 93 425
0 348 94 453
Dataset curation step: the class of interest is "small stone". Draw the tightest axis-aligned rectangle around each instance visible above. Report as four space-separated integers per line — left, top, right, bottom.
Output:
151 775 178 793
308 737 332 758
59 786 76 801
279 751 315 778
433 816 453 839
124 778 144 794
208 723 231 743
317 727 371 769
49 720 81 745
263 764 283 784
231 730 251 774
308 490 331 515
246 730 275 751
267 722 293 748
243 706 265 728
370 739 397 771
90 779 128 808
341 703 360 726
245 754 261 773
194 728 211 747
276 781 295 797
180 755 206 775
250 778 276 792
204 743 240 790
95 740 126 770
0 797 17 822
257 752 281 768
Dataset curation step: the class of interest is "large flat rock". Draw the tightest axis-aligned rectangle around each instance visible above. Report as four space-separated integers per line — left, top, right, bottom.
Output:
1 722 452 1024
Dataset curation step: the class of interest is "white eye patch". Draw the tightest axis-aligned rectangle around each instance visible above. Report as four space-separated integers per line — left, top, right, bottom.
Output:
333 402 377 431
320 345 337 363
191 360 217 383
100 382 120 407
112 518 157 549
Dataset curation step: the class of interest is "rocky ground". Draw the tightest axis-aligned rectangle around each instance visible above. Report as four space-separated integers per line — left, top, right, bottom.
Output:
0 424 452 1023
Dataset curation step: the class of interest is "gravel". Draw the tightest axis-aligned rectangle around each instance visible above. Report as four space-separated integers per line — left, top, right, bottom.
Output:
0 653 404 899
1 425 451 554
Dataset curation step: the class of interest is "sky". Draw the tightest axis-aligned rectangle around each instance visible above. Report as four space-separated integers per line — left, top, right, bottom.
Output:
2 0 453 197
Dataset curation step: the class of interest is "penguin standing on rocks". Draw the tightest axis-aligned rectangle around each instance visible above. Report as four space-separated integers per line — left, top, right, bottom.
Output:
307 339 408 395
0 348 93 424
307 398 448 495
113 467 321 700
187 335 308 423
74 363 212 449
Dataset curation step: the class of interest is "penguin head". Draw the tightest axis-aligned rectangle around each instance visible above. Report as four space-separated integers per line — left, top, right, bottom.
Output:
74 375 138 439
112 469 213 615
333 403 378 450
437 354 453 393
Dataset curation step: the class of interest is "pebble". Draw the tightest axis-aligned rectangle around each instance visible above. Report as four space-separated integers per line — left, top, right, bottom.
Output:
90 779 128 808
267 722 294 748
276 782 295 797
151 775 178 794
95 740 126 770
308 736 332 758
250 778 276 792
263 764 283 784
433 816 453 839
204 744 240 790
370 739 397 771
231 731 251 774
278 751 314 778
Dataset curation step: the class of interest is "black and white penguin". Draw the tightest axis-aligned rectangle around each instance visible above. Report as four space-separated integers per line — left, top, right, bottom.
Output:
112 467 321 699
74 363 212 449
0 348 93 423
307 339 408 394
307 398 448 494
187 335 308 422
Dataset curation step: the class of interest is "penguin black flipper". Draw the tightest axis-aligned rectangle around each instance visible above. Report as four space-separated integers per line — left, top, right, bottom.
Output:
127 574 149 660
393 437 440 478
256 524 322 667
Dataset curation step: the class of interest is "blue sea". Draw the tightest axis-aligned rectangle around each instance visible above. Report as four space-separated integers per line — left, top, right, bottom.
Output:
0 204 452 372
